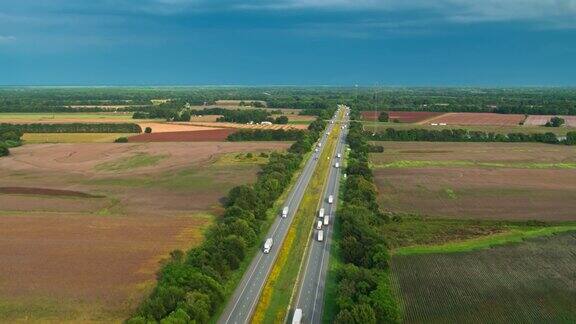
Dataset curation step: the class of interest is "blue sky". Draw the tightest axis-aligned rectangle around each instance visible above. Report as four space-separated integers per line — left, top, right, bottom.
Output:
1 0 575 86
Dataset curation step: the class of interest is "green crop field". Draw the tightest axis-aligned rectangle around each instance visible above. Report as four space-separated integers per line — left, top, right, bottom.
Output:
391 232 576 323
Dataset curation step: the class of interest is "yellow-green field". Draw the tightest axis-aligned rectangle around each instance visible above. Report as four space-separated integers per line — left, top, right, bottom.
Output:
23 133 131 143
0 112 138 122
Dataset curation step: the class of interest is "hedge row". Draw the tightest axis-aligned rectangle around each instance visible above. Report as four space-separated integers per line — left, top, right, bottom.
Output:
334 121 401 324
371 128 576 145
127 117 327 323
226 129 304 141
0 123 142 133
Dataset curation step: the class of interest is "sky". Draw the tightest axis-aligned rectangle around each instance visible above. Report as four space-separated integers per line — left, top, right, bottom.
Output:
1 0 576 86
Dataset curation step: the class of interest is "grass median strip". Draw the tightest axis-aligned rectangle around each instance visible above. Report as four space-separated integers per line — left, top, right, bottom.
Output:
252 122 341 324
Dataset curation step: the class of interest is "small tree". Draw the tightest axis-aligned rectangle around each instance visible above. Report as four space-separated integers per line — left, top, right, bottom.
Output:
378 112 389 122
566 131 576 145
545 116 565 127
145 127 153 133
0 145 9 157
275 116 289 124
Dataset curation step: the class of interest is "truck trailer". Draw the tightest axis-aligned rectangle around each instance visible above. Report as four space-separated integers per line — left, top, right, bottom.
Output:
292 309 303 324
263 238 273 254
319 208 325 218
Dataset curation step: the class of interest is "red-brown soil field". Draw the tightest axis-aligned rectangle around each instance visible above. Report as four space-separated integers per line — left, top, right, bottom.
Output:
523 115 576 127
129 129 237 142
371 142 576 221
424 112 526 126
0 141 290 322
361 111 444 123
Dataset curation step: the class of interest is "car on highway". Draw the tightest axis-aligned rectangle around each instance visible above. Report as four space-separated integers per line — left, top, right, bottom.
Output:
263 238 273 254
282 206 289 218
316 220 323 230
323 215 329 226
319 208 325 218
334 162 339 168
317 230 324 242
328 195 333 204
337 153 342 158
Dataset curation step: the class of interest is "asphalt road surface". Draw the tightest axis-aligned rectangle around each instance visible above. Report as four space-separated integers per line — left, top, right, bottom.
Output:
218 109 343 324
292 108 348 324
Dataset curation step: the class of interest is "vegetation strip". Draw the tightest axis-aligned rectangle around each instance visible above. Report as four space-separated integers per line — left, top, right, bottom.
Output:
330 119 401 323
395 225 576 255
127 118 327 323
373 160 576 169
251 117 341 323
370 128 576 145
1 123 142 133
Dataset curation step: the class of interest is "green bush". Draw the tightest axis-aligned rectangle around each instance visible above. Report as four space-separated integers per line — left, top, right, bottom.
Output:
115 137 129 143
0 145 9 157
334 120 400 323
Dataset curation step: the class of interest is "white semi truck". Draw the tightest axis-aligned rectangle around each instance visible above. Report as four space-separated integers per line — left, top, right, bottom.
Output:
282 206 289 218
292 309 303 324
324 215 329 226
263 238 273 254
317 230 324 242
318 208 325 218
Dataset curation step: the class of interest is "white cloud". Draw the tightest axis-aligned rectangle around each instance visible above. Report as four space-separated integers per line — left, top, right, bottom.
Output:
237 0 576 25
0 35 16 43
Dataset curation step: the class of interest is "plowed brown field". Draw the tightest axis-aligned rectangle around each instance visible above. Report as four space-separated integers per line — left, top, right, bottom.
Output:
0 141 290 322
362 111 444 123
523 115 576 127
421 112 526 126
371 142 576 221
129 129 236 142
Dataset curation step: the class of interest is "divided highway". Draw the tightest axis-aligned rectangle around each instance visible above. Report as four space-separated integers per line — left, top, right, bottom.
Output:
292 107 349 324
218 108 343 324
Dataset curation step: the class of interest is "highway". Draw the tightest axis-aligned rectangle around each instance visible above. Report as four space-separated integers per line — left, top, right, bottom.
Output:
291 106 349 324
218 107 343 324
